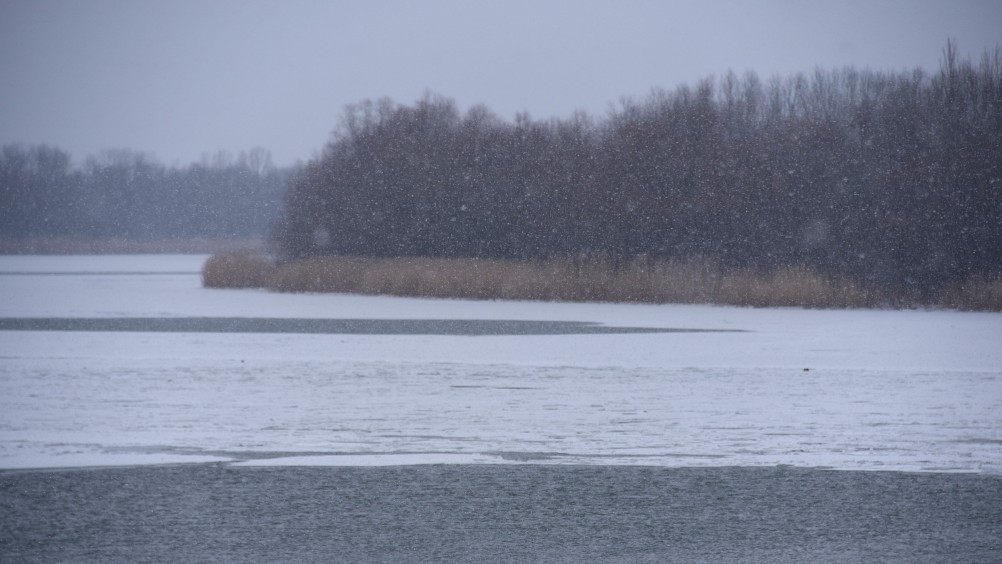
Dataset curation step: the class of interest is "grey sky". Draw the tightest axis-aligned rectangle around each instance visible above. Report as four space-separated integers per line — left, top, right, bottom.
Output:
2 0 999 167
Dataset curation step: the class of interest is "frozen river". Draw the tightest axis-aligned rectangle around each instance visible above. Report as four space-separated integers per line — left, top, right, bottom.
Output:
2 254 1001 562
1 254 1000 473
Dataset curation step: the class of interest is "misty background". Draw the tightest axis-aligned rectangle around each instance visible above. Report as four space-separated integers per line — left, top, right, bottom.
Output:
2 0 1000 166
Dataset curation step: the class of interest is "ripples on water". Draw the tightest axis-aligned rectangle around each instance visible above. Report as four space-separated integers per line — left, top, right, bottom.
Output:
2 464 1000 563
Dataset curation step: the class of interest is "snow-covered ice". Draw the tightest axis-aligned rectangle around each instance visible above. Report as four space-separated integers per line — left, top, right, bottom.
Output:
1 254 1000 472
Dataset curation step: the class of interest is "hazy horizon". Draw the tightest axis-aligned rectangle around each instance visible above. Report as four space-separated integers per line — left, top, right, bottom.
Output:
2 0 1000 167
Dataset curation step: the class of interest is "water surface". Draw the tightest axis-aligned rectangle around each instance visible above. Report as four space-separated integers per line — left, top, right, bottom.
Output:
2 464 999 563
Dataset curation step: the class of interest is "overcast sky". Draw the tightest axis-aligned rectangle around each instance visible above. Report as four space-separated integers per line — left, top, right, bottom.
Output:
2 0 1000 167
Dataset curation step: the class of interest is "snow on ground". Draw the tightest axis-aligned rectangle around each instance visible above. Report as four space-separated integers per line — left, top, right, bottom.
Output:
1 254 1000 472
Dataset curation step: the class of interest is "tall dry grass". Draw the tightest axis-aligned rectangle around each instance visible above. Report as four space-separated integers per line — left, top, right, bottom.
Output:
716 265 875 308
939 275 1002 312
201 252 276 288
203 252 899 308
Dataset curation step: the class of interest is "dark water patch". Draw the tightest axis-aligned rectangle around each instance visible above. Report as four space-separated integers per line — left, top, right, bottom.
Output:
0 317 746 336
1 465 999 563
0 271 200 276
955 438 1002 446
487 451 567 462
450 384 543 390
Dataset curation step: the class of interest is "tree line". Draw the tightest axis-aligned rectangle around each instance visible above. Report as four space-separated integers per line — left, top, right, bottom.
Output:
1 146 287 241
276 42 1001 300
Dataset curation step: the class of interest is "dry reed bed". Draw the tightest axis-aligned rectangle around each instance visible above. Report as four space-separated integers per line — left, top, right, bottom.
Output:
940 276 1002 312
204 253 944 309
201 252 276 289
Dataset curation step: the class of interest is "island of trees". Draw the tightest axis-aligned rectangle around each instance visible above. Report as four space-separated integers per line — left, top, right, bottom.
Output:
5 42 1000 308
267 42 1000 308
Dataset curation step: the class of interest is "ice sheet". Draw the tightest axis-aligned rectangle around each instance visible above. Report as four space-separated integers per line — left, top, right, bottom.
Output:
1 255 1000 472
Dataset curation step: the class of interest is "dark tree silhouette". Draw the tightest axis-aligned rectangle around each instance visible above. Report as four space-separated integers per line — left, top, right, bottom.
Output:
275 44 1001 300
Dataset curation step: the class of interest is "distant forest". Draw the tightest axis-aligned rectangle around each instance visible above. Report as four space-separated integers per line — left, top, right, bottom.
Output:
1 146 287 242
276 42 1001 300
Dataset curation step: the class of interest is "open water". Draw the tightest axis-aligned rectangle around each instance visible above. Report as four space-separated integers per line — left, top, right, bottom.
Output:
2 464 1000 563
